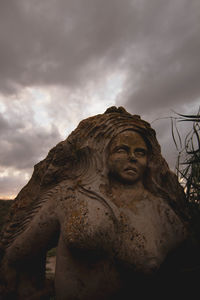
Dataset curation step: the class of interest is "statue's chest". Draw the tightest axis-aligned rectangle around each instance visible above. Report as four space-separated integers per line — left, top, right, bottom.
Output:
63 197 187 273
113 199 187 272
114 204 165 272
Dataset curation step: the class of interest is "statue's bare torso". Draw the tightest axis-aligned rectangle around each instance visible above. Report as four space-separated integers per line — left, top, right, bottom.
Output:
54 186 187 300
2 182 187 299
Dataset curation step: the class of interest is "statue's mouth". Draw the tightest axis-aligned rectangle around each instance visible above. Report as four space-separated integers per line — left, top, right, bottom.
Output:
124 167 137 174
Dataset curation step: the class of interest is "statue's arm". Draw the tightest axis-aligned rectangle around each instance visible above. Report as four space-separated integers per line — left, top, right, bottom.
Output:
0 199 59 299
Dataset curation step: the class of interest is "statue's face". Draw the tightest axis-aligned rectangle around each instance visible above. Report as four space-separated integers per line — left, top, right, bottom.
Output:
108 131 148 184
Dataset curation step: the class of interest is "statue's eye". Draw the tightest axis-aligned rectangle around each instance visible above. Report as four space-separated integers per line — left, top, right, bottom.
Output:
116 148 126 153
115 146 128 153
135 149 146 157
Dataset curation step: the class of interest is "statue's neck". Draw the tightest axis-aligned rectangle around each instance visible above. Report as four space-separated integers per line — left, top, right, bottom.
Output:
108 180 146 207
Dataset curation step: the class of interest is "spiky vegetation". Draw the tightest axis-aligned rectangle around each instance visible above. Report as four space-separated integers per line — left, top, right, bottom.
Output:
171 110 200 204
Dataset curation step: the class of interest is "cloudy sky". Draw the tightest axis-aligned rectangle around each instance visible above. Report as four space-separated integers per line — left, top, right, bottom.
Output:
0 0 199 199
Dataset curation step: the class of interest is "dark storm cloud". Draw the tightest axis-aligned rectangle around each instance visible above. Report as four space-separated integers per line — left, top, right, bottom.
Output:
1 0 199 111
0 0 199 196
116 0 200 113
0 0 134 93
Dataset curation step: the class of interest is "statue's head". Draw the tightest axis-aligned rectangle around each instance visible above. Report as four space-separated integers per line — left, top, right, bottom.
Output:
58 106 158 189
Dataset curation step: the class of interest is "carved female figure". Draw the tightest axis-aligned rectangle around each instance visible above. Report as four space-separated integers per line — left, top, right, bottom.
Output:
0 107 191 299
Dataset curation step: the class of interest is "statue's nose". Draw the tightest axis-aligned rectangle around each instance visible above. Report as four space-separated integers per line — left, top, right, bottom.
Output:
129 152 137 161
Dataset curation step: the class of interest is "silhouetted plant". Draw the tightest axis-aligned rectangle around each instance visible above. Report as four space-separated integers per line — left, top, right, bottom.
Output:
171 109 200 205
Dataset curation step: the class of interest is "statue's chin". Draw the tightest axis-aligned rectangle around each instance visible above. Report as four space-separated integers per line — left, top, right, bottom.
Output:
111 172 141 185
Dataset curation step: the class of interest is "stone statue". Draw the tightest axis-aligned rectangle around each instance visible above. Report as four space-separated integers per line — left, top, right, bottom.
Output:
0 107 196 299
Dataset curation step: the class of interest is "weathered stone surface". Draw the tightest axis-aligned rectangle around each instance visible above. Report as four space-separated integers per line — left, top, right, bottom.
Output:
0 106 197 299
